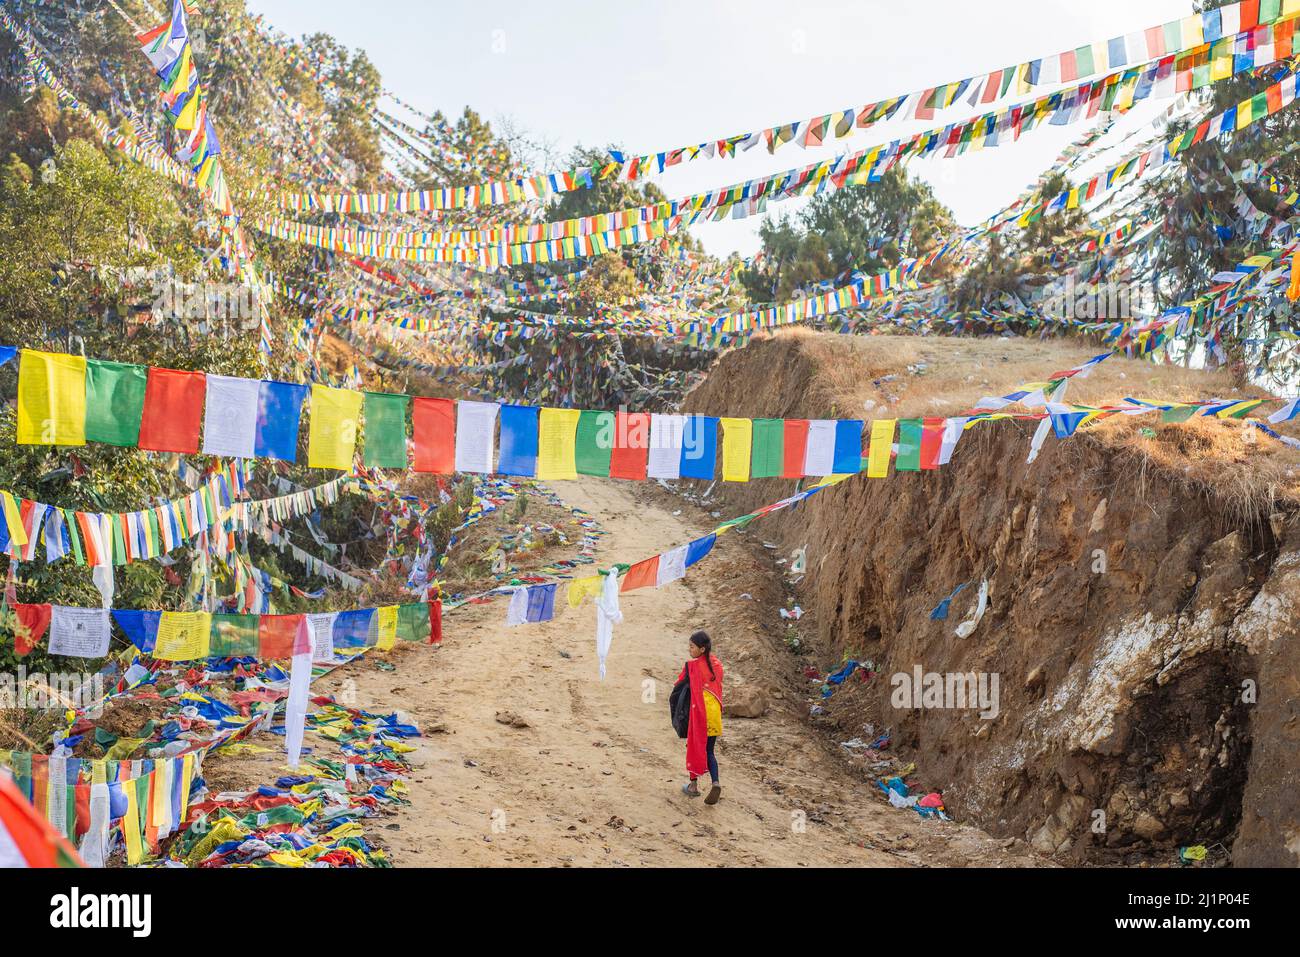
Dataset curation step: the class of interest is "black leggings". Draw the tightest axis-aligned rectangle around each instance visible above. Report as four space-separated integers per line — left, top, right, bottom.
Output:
691 736 719 785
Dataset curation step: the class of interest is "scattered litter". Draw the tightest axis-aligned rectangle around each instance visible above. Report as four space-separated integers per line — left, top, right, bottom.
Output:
779 606 803 620
929 581 968 620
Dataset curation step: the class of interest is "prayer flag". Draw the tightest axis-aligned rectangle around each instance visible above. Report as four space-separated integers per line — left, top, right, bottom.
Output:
16 350 86 446
307 385 363 471
575 410 613 477
867 419 896 477
647 414 686 480
536 408 580 480
832 420 864 474
720 417 752 482
84 360 146 447
609 412 650 480
412 397 455 473
499 404 540 477
896 418 923 471
255 381 308 461
750 419 785 478
804 420 837 476
138 367 205 454
201 375 259 458
362 392 409 469
454 401 499 474
680 415 717 480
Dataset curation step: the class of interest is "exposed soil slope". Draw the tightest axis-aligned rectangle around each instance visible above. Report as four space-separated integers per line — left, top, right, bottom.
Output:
680 331 1300 866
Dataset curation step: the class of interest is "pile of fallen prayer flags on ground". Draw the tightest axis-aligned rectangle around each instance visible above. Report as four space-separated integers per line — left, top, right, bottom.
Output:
821 659 872 698
165 699 418 867
879 775 949 821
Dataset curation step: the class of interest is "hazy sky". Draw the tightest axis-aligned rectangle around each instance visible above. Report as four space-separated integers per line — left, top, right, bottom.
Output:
246 0 1196 257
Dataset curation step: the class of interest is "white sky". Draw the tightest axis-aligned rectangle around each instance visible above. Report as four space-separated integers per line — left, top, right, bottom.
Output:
246 0 1196 257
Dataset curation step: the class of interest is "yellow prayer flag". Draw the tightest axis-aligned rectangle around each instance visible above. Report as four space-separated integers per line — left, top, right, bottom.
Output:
376 605 398 651
720 417 752 482
179 753 194 823
17 349 86 446
0 492 27 548
1179 15 1203 47
122 782 144 866
308 385 364 471
536 408 580 480
567 575 603 608
150 760 171 833
154 611 212 660
867 419 896 478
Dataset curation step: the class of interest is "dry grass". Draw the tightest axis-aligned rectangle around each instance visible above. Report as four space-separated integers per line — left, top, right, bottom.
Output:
769 328 1300 512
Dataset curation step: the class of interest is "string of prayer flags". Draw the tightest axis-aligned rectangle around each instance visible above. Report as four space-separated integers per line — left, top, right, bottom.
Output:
8 600 439 661
506 583 557 625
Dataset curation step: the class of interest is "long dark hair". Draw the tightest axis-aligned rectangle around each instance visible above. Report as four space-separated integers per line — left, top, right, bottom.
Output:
690 631 715 679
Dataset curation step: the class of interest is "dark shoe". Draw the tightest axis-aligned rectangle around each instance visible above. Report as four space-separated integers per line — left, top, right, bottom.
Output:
704 784 721 805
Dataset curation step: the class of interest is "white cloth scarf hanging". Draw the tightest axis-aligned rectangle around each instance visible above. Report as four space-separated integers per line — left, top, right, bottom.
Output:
594 568 623 679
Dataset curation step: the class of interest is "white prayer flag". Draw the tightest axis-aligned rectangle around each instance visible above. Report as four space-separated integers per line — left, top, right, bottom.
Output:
656 544 688 587
307 612 338 663
48 606 111 658
647 414 686 479
803 420 837 476
202 374 259 458
454 400 499 474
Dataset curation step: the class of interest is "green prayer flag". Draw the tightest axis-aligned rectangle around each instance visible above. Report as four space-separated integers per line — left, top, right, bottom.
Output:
396 602 431 642
84 359 146 446
576 410 613 477
896 419 923 471
363 392 409 469
1074 44 1095 77
1161 405 1198 424
750 419 785 478
210 614 260 657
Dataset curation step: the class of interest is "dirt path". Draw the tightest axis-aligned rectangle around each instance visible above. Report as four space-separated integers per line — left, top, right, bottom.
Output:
312 479 1042 867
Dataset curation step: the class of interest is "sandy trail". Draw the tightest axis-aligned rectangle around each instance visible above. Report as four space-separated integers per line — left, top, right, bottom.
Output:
312 478 1039 867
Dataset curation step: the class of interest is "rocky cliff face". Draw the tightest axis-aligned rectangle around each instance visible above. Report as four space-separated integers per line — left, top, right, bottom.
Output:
681 333 1299 865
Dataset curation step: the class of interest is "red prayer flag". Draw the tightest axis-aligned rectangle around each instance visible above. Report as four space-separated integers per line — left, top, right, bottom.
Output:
13 602 52 656
609 412 650 480
920 417 945 470
620 557 659 592
1059 51 1077 82
782 419 809 478
1241 0 1260 31
259 614 307 658
138 367 205 453
412 397 455 472
428 599 442 645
